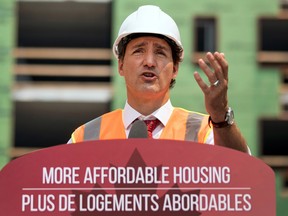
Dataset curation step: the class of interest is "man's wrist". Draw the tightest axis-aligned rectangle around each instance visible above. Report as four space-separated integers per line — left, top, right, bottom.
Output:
208 107 234 128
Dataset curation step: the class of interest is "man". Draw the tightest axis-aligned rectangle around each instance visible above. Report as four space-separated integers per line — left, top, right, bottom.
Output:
69 5 249 153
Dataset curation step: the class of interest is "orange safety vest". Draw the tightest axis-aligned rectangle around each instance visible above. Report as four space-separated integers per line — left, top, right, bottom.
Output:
71 108 212 143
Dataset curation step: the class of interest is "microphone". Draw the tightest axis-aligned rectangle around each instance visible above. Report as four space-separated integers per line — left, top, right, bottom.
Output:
128 120 148 138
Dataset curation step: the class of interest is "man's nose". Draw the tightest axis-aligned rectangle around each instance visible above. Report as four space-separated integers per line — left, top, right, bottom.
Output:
143 51 156 68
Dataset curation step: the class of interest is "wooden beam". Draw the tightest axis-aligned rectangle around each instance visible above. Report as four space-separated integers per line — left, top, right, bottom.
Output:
257 52 288 64
13 82 113 102
14 64 112 77
9 147 41 158
14 48 113 60
260 156 288 167
191 52 208 64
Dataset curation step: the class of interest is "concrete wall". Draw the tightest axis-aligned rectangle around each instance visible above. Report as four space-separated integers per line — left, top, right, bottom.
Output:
0 0 14 168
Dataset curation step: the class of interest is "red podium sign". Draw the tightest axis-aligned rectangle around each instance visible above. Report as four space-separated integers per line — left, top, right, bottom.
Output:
0 139 275 215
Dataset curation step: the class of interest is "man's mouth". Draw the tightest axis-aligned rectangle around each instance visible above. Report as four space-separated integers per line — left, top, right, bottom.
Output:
142 72 156 78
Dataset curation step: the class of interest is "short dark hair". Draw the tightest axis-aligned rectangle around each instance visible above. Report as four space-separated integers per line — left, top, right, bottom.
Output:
117 33 182 88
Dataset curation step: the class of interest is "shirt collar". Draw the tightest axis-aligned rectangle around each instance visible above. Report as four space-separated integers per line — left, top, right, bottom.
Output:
123 99 174 129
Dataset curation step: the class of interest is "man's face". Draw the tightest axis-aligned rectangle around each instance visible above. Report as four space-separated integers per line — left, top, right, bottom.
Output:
118 36 178 100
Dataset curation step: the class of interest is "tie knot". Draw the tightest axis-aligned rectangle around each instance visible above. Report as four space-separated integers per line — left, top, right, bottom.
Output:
144 119 160 138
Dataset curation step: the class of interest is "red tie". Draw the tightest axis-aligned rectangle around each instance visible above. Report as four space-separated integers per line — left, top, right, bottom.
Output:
144 119 160 138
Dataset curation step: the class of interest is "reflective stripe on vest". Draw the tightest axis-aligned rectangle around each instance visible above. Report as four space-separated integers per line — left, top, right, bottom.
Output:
83 116 102 141
186 112 203 141
71 108 211 143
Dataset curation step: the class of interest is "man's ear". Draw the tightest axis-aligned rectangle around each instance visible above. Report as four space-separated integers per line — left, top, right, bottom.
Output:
172 63 179 78
118 59 124 76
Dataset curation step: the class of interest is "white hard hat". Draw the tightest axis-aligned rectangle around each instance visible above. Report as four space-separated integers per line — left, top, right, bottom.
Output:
113 5 184 60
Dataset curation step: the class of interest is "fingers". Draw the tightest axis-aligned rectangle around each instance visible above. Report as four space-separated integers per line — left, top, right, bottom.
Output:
206 52 224 83
198 58 217 85
193 71 209 93
214 52 228 81
198 52 228 85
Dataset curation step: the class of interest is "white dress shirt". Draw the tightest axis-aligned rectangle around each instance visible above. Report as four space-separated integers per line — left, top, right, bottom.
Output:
123 100 214 144
123 100 173 139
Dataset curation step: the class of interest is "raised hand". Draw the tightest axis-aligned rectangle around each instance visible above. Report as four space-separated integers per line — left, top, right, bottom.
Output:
193 52 229 123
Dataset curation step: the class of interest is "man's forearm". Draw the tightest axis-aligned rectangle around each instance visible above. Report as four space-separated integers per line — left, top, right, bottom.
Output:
213 124 249 153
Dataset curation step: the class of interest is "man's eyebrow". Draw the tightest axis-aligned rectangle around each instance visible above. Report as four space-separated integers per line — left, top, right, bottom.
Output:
131 41 169 51
154 43 169 51
131 41 147 49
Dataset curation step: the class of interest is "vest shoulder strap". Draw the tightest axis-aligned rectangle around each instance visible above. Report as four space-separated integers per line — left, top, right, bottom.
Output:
99 109 126 139
71 109 125 142
161 108 211 142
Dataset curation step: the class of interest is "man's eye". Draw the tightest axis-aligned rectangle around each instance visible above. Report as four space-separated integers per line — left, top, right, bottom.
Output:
156 50 166 56
133 49 143 54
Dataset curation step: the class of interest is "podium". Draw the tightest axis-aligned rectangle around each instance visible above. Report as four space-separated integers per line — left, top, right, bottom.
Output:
0 139 275 215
